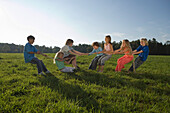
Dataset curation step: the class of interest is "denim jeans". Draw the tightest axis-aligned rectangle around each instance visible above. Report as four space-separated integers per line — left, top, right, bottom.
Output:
98 54 112 66
89 56 102 70
129 56 145 72
30 57 48 73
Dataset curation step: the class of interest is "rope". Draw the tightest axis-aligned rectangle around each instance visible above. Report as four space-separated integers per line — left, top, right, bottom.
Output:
132 55 136 73
40 53 54 59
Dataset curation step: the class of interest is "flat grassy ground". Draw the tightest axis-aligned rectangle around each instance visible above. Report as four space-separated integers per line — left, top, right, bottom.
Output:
0 53 170 113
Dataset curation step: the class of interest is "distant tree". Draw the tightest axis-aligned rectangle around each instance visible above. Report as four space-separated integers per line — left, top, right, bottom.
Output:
2 45 11 53
165 41 170 45
53 46 60 53
0 38 170 55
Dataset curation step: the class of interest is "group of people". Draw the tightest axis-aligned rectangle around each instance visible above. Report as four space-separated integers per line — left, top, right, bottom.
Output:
24 35 149 75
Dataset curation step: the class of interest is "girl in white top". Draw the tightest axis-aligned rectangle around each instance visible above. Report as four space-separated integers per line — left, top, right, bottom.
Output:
97 35 114 72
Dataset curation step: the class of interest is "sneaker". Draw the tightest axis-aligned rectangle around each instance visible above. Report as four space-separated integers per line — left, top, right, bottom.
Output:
38 72 45 75
76 66 80 70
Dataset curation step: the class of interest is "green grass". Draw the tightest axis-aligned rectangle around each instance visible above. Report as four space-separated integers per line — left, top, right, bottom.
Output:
0 53 170 113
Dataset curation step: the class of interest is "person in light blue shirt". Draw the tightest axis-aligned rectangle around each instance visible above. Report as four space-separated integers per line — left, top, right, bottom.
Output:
24 35 50 75
129 38 149 72
88 42 103 70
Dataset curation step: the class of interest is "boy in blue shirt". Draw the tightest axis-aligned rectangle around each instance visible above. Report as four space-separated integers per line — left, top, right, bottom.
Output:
24 35 50 75
129 38 149 72
88 42 103 70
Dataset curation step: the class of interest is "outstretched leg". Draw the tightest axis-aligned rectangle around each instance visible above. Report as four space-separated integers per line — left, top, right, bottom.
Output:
89 56 101 70
129 56 144 72
30 57 46 74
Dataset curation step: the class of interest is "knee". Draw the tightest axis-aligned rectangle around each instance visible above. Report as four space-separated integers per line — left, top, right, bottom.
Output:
117 60 120 63
98 61 101 65
39 60 43 63
117 60 123 64
73 56 76 59
37 60 43 65
101 59 106 65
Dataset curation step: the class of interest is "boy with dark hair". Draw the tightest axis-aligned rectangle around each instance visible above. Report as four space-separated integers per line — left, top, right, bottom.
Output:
24 35 50 75
88 42 103 70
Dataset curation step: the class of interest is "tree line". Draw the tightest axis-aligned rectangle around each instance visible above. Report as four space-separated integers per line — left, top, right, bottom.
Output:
0 38 170 55
0 43 60 53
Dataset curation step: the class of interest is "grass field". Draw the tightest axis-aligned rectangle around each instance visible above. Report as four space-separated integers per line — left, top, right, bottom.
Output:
0 53 170 113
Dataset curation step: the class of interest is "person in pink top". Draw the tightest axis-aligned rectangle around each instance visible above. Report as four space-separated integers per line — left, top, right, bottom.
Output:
96 35 114 72
113 39 133 72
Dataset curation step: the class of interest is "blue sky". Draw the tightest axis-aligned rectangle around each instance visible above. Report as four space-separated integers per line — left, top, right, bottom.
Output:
0 0 170 47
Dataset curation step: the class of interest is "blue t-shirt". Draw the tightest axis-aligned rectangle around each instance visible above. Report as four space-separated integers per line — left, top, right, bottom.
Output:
136 45 149 61
89 47 103 56
24 43 38 63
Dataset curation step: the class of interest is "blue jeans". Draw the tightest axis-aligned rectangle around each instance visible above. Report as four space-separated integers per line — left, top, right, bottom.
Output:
89 56 102 70
129 56 145 72
30 57 48 73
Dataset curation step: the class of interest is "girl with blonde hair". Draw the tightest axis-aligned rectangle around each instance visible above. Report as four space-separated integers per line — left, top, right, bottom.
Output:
114 39 133 72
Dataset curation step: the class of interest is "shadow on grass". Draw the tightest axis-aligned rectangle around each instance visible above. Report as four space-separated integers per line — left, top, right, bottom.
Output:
38 74 100 112
124 72 170 83
124 72 170 95
66 69 170 96
66 70 145 90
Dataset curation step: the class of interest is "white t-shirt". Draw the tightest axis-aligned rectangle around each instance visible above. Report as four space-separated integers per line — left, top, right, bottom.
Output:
60 45 74 57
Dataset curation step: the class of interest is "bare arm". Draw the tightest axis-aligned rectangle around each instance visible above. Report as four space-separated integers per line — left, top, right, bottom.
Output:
72 49 88 55
64 61 69 64
56 58 64 62
73 49 82 54
28 52 36 54
114 51 124 54
68 50 81 56
64 57 74 64
83 53 89 55
96 50 106 54
133 50 143 55
114 48 130 55
133 50 137 53
114 48 122 54
28 51 40 54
